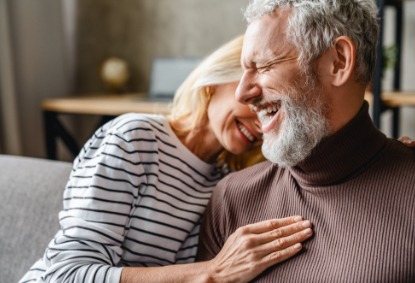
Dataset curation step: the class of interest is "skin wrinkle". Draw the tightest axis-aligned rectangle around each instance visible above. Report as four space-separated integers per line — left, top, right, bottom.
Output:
252 56 298 68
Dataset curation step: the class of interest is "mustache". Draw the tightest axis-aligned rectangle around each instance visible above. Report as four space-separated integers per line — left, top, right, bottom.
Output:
251 93 294 112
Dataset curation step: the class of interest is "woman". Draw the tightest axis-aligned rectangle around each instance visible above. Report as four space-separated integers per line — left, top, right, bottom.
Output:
20 35 313 283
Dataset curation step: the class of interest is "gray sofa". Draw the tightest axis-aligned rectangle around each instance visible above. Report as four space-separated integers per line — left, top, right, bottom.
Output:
0 154 73 282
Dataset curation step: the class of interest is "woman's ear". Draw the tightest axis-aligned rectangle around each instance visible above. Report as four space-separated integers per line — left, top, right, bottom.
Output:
329 36 356 87
205 86 216 96
205 86 217 101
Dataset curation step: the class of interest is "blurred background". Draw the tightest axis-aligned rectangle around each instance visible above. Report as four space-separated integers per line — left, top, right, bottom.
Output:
0 0 415 161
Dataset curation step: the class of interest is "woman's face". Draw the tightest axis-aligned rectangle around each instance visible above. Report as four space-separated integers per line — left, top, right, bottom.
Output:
207 81 263 155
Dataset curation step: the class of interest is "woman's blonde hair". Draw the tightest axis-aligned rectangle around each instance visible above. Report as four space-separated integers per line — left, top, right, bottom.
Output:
168 35 245 132
168 34 266 169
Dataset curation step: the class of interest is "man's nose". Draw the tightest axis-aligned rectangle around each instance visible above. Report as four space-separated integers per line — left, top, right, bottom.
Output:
235 71 261 105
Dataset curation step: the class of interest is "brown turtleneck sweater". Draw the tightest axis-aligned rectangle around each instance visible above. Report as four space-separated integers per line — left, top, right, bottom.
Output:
197 102 415 282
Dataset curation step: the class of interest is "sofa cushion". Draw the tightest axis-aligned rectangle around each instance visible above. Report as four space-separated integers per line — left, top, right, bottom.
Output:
0 155 72 282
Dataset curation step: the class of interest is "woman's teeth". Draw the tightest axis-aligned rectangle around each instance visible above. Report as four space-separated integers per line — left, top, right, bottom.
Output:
237 122 255 142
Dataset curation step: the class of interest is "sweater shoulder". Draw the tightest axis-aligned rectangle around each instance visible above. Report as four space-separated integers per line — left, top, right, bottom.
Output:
382 138 415 167
218 160 284 198
226 160 275 181
366 138 415 186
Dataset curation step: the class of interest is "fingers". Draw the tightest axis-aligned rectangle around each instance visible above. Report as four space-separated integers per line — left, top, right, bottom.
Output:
257 220 312 245
241 216 304 234
260 228 313 267
211 217 312 282
398 136 410 142
271 227 313 251
398 136 415 147
265 243 303 267
257 225 312 256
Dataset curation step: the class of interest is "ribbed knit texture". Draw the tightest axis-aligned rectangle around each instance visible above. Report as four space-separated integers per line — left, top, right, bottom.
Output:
198 102 415 282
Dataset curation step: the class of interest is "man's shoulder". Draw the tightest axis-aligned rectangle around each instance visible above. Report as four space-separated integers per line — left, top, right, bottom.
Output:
369 137 415 185
217 160 285 196
382 138 415 165
227 159 276 180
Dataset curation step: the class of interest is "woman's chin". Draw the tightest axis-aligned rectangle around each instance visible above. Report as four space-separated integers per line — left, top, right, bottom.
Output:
226 145 248 156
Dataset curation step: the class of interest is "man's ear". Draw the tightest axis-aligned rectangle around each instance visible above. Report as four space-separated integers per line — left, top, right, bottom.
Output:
329 36 356 87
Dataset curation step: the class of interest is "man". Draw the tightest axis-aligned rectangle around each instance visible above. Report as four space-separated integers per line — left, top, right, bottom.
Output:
197 0 415 281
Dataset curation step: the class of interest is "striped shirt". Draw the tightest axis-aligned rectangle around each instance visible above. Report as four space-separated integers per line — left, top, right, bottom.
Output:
20 113 222 283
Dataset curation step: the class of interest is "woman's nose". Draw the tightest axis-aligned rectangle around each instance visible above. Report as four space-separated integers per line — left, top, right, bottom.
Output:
235 72 261 105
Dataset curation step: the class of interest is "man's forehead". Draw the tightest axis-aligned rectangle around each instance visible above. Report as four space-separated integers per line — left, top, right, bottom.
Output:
242 9 295 64
247 8 291 36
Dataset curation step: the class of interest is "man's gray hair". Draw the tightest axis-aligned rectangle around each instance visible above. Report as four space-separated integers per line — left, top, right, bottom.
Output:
243 0 379 85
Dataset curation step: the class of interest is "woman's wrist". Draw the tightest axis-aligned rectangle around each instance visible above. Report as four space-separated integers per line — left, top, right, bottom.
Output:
120 262 217 283
203 260 218 283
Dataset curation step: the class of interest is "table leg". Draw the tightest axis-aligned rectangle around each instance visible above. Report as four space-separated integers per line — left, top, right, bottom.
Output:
392 107 400 139
44 111 57 160
43 111 80 160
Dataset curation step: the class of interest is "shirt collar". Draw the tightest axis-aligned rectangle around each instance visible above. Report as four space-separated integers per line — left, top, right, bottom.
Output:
289 101 387 186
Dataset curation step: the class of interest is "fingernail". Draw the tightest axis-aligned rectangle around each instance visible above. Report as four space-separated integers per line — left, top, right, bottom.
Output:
303 228 312 236
302 221 311 228
294 243 302 250
294 216 302 222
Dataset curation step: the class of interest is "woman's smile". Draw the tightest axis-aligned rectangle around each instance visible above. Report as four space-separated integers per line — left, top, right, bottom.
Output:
236 120 258 144
207 81 263 155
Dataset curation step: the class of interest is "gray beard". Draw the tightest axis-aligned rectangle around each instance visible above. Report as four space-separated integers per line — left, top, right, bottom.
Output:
261 83 331 167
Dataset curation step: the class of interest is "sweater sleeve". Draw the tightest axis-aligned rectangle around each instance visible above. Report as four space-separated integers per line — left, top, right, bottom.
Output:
39 118 147 282
196 176 230 262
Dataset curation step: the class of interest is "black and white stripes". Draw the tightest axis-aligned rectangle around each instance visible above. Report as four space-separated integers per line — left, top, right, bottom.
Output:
20 113 221 283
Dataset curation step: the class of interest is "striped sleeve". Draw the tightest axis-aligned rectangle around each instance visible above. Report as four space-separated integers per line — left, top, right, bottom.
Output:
39 116 148 282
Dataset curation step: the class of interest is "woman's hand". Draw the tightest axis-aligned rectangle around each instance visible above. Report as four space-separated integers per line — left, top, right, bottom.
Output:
398 136 415 148
206 216 312 283
120 216 311 283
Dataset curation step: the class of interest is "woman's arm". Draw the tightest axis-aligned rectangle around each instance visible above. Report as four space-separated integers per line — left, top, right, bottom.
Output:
120 216 312 283
38 115 153 282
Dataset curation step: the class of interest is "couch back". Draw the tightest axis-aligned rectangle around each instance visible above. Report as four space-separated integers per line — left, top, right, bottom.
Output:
0 155 72 282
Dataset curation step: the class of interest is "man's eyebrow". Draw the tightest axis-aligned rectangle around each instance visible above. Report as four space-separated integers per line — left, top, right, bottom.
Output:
253 56 298 66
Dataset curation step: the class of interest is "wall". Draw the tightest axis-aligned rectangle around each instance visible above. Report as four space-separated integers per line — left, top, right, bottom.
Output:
7 0 74 159
399 3 415 139
76 0 250 94
378 2 415 138
0 0 21 155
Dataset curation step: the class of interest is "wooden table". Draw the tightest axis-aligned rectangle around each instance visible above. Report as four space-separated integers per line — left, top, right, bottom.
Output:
365 90 415 137
365 91 415 107
42 93 171 160
379 91 415 108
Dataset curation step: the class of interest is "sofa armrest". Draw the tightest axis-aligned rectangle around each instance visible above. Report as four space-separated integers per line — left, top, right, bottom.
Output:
0 155 72 282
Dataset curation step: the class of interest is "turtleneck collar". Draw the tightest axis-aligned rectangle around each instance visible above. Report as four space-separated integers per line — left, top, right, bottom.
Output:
289 101 387 186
